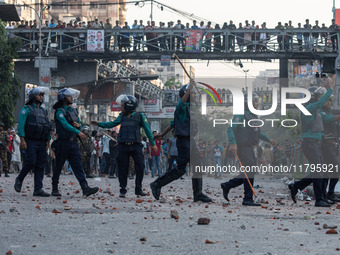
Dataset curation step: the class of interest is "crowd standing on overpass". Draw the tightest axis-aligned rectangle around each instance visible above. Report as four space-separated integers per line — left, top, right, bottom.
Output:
5 18 340 52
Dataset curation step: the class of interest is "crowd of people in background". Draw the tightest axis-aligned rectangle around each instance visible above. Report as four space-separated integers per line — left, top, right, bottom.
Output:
0 126 183 180
0 125 310 180
5 18 340 52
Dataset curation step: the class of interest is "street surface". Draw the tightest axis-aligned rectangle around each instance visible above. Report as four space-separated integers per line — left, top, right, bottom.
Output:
0 174 339 255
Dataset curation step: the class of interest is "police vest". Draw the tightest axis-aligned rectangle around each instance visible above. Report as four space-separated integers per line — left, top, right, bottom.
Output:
301 110 324 134
25 105 51 141
234 112 261 146
55 107 79 139
174 105 198 137
118 112 141 143
321 109 336 138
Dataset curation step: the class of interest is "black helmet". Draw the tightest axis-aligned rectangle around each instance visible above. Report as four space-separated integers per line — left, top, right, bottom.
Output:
179 84 190 98
116 94 138 112
308 86 326 102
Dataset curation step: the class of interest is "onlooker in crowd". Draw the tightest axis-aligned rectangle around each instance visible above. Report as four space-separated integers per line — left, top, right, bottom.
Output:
161 138 168 174
213 140 223 179
10 130 21 173
167 130 178 172
150 131 164 177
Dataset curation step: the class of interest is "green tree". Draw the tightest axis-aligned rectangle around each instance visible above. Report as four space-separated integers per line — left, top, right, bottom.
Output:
0 20 22 128
164 75 182 89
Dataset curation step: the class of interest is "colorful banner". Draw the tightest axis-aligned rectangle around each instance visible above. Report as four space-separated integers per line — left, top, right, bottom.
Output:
87 30 104 52
185 30 203 53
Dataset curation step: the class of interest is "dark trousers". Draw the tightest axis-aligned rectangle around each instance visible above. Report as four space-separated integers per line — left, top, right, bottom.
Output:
109 156 117 176
175 136 202 179
221 145 256 202
294 139 324 202
103 152 111 175
321 141 339 195
17 140 47 191
117 143 145 194
167 155 178 172
52 139 86 188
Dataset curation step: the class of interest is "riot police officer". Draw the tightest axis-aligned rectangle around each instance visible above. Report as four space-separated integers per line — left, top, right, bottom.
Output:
150 81 212 203
0 121 10 178
91 94 157 197
320 94 340 202
52 88 99 197
14 87 52 196
220 92 276 206
289 80 336 207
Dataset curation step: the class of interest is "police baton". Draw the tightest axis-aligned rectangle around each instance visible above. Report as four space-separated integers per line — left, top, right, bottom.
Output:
99 130 117 142
172 53 201 96
234 152 257 198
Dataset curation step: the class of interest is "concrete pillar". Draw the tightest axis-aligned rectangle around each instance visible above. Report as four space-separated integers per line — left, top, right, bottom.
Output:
279 58 289 88
34 57 57 113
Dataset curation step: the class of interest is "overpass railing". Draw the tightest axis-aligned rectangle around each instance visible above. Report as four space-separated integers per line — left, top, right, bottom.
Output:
6 28 340 56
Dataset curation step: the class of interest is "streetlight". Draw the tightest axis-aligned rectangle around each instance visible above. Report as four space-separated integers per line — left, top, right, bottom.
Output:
243 69 249 89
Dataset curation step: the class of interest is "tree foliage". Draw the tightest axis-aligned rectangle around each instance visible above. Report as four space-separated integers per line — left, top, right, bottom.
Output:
0 20 22 128
164 76 182 89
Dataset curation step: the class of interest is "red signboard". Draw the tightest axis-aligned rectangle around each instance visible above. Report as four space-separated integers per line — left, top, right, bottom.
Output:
336 9 340 26
110 101 121 112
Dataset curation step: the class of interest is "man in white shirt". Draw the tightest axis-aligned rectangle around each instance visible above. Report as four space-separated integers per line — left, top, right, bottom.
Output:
101 130 111 177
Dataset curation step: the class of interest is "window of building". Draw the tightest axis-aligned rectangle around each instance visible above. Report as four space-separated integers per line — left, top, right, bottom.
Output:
90 2 98 9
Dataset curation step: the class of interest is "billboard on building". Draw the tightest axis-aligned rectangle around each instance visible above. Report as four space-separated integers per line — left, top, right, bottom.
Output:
185 30 203 53
87 30 104 52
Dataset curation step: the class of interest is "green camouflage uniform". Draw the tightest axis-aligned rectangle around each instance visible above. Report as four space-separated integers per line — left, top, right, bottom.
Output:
78 135 93 176
0 130 10 175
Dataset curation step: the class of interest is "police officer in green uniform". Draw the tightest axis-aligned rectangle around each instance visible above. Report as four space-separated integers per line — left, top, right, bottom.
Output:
52 88 99 197
320 94 340 202
221 92 276 206
91 94 157 198
14 87 52 196
78 126 94 178
150 81 212 203
0 121 10 177
289 79 336 207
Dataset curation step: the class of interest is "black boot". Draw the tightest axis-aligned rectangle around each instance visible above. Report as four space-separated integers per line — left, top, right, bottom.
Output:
315 200 331 207
327 193 340 202
150 169 180 200
192 178 212 203
4 171 9 177
242 200 261 206
51 184 62 197
81 182 99 197
135 189 147 196
221 183 231 201
33 189 50 197
14 177 23 193
288 183 298 203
